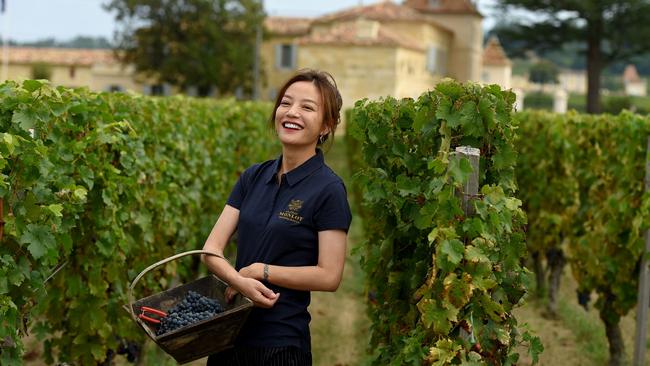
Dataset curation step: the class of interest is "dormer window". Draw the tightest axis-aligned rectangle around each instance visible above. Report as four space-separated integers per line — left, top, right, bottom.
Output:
356 18 379 39
426 46 448 76
275 43 297 70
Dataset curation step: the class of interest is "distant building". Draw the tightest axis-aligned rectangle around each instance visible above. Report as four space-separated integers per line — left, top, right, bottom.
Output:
623 64 647 97
558 70 587 95
0 47 167 95
1 0 504 107
262 0 485 112
481 36 511 89
512 67 587 95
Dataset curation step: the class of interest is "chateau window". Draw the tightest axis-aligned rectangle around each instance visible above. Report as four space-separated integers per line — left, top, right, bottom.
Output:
108 84 124 92
275 43 297 70
426 46 447 76
144 84 171 96
428 0 440 8
69 66 76 79
150 84 165 96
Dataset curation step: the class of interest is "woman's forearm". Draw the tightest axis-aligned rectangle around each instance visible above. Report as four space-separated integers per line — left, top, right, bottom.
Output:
203 253 242 287
242 263 342 292
201 205 242 287
241 230 348 292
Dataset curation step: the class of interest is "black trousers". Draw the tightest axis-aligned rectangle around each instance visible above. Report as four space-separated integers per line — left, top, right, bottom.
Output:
206 346 312 366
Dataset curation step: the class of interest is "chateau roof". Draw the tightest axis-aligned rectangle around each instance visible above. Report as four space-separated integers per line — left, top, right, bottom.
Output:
314 1 428 24
404 0 482 16
482 36 511 66
296 21 424 51
623 64 642 83
1 47 115 66
264 17 312 36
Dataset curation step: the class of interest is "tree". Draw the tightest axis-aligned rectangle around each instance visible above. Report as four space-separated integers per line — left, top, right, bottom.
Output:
104 0 264 97
30 62 52 80
64 36 113 49
528 59 559 86
491 0 650 113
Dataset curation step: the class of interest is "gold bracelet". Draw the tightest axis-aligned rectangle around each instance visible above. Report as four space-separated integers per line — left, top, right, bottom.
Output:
263 263 269 281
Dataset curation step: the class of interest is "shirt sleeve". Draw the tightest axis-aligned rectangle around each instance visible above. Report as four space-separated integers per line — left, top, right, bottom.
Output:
227 168 252 209
313 181 353 232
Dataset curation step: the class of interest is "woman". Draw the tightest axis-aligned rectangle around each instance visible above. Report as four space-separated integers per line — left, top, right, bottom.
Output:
202 69 352 365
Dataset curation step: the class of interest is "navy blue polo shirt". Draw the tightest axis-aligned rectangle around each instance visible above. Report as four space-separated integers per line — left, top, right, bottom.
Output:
226 149 352 352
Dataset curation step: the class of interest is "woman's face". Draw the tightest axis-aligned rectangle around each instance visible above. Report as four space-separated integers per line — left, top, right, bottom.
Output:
274 81 329 149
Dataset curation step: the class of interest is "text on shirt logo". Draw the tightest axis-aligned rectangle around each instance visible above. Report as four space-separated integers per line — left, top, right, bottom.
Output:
279 199 304 223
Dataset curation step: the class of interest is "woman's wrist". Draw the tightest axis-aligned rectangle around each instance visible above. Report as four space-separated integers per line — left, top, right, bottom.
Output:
263 263 270 282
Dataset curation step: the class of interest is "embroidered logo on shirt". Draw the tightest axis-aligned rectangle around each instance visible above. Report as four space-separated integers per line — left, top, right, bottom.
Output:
279 199 304 223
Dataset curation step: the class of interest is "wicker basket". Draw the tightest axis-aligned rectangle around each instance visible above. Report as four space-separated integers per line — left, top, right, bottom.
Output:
127 250 253 364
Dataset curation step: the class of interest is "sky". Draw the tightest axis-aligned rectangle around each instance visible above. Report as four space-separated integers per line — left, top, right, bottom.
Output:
0 0 499 43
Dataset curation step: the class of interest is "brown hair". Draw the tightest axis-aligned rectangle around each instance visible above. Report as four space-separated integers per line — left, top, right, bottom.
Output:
271 69 343 145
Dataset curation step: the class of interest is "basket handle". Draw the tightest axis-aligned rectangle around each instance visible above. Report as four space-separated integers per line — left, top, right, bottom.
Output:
127 250 227 324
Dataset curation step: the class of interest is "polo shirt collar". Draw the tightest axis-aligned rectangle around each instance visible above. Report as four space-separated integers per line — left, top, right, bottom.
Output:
265 149 325 187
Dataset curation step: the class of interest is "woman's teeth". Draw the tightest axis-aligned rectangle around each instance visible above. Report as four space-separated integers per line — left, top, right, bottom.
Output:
283 122 302 130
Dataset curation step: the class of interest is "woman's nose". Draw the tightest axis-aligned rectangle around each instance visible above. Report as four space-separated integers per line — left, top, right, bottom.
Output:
286 104 299 117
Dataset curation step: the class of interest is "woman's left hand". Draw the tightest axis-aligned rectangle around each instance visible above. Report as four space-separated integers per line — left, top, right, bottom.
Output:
239 262 264 281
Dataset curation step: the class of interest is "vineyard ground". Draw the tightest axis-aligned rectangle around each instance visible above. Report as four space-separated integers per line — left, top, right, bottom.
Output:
516 260 650 366
20 139 650 365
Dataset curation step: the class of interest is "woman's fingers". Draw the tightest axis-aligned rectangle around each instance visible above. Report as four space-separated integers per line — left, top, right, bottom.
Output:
257 284 278 300
236 278 280 308
225 286 238 303
253 291 280 308
249 281 279 308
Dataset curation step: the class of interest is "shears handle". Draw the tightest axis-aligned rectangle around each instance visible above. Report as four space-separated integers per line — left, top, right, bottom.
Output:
138 306 167 324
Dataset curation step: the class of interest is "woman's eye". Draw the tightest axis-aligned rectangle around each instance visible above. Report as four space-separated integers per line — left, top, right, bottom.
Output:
303 105 314 111
280 101 290 106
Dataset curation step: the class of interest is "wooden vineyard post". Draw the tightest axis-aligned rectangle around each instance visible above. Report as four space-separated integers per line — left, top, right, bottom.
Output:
451 146 480 215
451 146 480 343
634 136 650 366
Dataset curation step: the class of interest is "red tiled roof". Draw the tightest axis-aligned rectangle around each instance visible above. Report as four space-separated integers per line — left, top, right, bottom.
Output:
264 17 312 36
1 47 116 66
314 1 428 24
296 21 424 51
623 64 641 82
482 36 511 66
404 0 481 16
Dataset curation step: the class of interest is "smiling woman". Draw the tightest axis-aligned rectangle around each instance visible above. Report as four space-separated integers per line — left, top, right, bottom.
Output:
201 69 351 366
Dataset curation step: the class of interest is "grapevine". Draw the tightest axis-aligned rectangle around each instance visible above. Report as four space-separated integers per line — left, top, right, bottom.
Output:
516 110 650 365
348 79 541 365
0 80 278 364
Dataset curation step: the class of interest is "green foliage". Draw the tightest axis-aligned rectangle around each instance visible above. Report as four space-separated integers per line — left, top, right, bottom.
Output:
569 93 650 114
344 109 368 221
602 95 633 114
515 110 650 363
30 63 52 80
0 80 277 363
523 92 553 111
528 60 559 85
601 74 625 93
104 0 264 97
348 79 540 365
9 36 112 49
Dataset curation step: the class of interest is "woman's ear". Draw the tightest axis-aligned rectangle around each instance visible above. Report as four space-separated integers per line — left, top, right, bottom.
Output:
321 124 331 136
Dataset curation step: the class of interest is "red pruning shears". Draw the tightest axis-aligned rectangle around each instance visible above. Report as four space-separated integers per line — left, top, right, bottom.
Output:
138 306 167 324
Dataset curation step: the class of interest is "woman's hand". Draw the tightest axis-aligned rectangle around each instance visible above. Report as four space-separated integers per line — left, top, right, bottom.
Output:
226 276 279 308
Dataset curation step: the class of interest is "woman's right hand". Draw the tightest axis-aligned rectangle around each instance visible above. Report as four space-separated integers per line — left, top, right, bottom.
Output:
227 276 279 308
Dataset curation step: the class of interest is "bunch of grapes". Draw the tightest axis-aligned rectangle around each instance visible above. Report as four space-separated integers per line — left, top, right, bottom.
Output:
155 291 224 336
